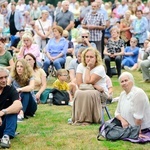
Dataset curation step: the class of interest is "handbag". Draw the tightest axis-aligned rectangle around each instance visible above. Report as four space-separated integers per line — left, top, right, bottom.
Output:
79 84 95 90
97 118 140 141
38 20 49 43
51 88 69 105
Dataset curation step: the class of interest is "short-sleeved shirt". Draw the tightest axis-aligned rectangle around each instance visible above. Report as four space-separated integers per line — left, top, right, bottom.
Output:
55 10 74 30
0 85 19 110
76 63 108 94
106 39 124 53
82 11 105 41
53 79 69 91
0 51 12 67
68 59 79 73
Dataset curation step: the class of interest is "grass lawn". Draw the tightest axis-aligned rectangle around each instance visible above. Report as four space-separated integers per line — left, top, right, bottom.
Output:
11 71 150 150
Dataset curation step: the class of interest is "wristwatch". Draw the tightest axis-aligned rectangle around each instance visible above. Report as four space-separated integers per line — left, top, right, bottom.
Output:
1 109 7 115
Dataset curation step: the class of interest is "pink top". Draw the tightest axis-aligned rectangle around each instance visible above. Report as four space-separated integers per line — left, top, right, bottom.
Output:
18 44 41 62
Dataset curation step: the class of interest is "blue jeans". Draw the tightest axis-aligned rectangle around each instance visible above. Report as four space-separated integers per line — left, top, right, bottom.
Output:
0 114 17 138
43 57 65 73
20 92 37 116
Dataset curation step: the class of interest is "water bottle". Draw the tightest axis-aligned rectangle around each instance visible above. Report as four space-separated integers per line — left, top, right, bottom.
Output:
49 93 53 106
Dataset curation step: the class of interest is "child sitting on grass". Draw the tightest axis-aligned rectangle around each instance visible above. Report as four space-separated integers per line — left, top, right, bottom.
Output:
52 69 73 106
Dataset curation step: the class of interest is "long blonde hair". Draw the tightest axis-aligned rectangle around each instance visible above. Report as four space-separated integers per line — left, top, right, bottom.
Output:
81 47 103 67
11 59 33 87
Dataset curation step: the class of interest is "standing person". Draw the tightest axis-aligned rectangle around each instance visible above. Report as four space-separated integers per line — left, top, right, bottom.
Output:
115 72 150 137
71 47 108 125
34 10 52 50
54 0 74 37
5 1 23 36
0 67 22 148
120 10 132 46
7 59 37 120
130 10 148 48
81 2 105 55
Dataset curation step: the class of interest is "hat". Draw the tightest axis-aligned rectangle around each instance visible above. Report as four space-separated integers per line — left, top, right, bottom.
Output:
53 26 63 35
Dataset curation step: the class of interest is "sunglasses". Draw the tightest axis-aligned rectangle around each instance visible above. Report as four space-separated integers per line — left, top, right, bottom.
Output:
82 36 88 38
64 36 68 39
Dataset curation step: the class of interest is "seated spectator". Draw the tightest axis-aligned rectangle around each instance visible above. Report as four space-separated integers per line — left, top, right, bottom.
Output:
0 37 14 71
68 48 85 83
137 39 150 70
62 30 74 69
7 59 37 121
68 48 85 97
18 32 42 67
122 37 139 71
52 69 73 106
0 67 22 149
104 27 124 77
24 53 48 104
43 26 68 76
75 29 96 56
71 47 108 125
140 47 150 82
115 72 150 137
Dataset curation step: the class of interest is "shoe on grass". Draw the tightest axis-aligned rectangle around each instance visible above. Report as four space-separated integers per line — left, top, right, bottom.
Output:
17 114 24 122
68 101 73 106
1 135 10 148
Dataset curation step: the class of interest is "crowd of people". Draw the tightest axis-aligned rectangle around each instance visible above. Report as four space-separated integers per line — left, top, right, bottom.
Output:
0 0 150 148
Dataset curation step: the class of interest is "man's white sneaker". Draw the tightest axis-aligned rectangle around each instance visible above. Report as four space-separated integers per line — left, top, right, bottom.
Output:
1 135 11 148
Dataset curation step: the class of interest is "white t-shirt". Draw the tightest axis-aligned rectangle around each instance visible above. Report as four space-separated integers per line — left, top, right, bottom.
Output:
76 63 108 94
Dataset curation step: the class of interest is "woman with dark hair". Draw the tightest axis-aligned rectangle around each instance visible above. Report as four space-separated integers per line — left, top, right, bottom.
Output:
7 59 37 121
0 37 14 70
24 53 48 104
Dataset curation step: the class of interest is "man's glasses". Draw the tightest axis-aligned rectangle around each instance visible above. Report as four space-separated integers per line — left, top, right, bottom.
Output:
82 36 88 38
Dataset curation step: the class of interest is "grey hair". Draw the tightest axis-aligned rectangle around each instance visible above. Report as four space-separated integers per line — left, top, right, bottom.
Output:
119 72 135 84
0 67 9 75
62 0 69 5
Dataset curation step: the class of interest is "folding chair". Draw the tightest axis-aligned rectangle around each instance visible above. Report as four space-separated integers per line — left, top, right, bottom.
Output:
101 103 112 124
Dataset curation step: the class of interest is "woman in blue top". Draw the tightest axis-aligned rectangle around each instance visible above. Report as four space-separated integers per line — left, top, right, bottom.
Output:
43 26 68 76
122 37 139 71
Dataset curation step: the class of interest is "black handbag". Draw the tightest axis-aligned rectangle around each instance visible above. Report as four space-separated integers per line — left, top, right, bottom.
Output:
97 118 140 141
51 88 69 105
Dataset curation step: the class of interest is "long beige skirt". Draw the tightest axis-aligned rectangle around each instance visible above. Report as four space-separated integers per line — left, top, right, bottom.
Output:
72 90 102 124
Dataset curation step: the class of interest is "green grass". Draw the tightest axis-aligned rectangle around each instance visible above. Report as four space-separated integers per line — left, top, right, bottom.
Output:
10 71 150 150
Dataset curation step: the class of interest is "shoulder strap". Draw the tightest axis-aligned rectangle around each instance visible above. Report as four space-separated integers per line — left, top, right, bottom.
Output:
38 20 45 35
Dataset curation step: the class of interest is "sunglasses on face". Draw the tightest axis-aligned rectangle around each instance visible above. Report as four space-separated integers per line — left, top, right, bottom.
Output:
64 36 68 38
82 36 88 38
